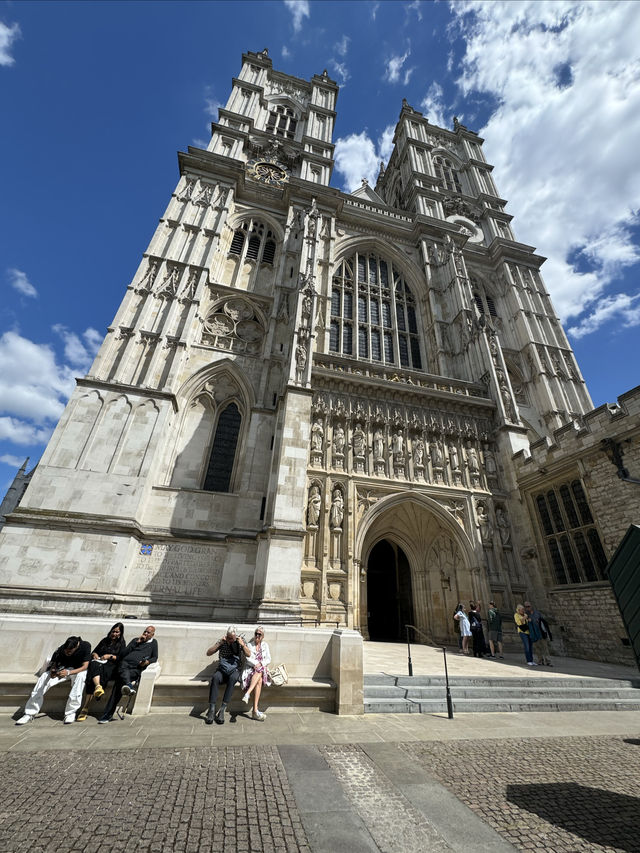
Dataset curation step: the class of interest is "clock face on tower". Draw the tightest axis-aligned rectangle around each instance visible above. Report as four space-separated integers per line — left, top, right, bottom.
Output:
246 158 289 187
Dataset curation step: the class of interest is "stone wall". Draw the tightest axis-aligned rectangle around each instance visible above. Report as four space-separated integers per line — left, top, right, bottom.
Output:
548 583 635 666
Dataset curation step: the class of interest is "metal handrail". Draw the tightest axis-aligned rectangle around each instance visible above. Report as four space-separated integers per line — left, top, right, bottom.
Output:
405 623 454 720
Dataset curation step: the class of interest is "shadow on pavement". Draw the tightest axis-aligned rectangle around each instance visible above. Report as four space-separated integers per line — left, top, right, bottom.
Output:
506 782 640 852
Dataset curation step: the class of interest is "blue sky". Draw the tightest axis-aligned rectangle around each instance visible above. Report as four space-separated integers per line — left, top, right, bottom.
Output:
1 0 639 490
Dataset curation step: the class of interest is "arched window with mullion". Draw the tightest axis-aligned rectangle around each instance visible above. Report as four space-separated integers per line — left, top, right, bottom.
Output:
329 251 422 370
203 403 242 493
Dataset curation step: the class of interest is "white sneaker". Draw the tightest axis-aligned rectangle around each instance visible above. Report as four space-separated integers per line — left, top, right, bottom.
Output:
526 661 535 666
252 710 266 721
242 691 251 705
16 714 33 726
64 714 76 724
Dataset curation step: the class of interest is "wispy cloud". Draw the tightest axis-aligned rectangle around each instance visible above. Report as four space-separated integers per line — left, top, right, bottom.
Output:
452 1 640 333
0 21 20 67
7 268 37 298
334 124 396 192
204 85 223 119
420 82 448 129
385 49 411 84
330 60 350 87
405 1 422 23
335 35 350 57
568 292 640 339
284 0 310 33
371 2 380 21
282 45 292 59
0 453 27 469
52 325 102 372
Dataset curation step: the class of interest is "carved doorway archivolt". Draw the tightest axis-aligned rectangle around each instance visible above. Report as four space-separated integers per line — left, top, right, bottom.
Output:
358 494 476 644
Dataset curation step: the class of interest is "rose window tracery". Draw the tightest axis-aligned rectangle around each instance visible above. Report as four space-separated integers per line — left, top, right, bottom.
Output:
201 298 265 356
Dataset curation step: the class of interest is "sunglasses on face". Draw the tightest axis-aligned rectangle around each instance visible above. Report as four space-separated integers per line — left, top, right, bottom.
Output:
255 632 263 637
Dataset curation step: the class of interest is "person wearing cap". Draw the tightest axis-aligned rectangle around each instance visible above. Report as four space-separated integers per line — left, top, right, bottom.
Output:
241 626 271 721
204 626 251 725
16 635 91 725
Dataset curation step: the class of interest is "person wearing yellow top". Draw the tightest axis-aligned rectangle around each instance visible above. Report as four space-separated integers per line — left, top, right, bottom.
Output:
514 604 537 666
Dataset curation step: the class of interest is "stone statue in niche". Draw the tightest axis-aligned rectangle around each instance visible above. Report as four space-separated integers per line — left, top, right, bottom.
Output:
466 444 480 474
311 419 324 452
412 438 425 466
329 487 344 530
483 444 498 480
496 507 512 546
477 502 494 546
373 429 385 460
307 485 321 527
352 424 366 457
430 439 444 467
392 429 405 460
333 424 346 455
448 442 459 470
295 341 307 382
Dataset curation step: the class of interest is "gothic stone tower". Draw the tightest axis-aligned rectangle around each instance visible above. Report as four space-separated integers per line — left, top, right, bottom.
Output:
0 51 605 646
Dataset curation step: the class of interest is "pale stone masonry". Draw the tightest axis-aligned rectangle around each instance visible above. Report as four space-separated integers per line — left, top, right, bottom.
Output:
0 48 636 665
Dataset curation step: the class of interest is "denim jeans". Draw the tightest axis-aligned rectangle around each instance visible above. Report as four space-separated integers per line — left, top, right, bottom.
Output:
519 632 533 663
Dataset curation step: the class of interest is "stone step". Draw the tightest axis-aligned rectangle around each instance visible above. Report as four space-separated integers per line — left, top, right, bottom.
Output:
364 696 640 714
364 674 640 689
365 685 640 701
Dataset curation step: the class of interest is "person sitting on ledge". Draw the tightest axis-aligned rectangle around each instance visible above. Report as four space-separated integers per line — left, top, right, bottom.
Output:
241 625 271 721
98 625 158 723
205 626 251 725
16 635 91 726
77 622 126 722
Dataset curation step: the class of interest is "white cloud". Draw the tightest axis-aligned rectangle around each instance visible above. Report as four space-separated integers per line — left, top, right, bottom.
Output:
7 268 37 298
335 35 350 57
334 124 396 191
330 60 350 87
284 0 310 33
405 1 423 22
451 0 640 331
385 50 411 84
420 82 448 129
371 2 380 21
204 86 223 118
0 417 52 446
282 45 292 59
0 21 20 67
52 324 101 371
568 292 640 339
0 453 27 469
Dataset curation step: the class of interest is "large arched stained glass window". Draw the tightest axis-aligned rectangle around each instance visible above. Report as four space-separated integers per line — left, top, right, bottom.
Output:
329 253 423 370
203 403 241 492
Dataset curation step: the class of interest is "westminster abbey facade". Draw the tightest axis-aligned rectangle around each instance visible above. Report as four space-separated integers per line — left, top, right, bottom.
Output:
1 50 637 664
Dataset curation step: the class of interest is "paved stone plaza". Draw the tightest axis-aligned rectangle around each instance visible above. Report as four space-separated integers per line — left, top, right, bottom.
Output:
1 707 639 853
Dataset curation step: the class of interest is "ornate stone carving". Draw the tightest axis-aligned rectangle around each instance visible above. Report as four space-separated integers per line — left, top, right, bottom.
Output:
496 506 511 547
476 500 494 547
201 298 264 356
329 486 344 531
307 484 321 528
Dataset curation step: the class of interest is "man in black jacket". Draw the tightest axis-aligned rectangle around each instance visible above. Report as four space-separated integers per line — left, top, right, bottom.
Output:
98 625 158 723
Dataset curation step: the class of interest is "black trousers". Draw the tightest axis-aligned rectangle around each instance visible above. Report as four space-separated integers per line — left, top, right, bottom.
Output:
119 660 143 686
85 660 116 694
99 668 142 721
208 668 239 707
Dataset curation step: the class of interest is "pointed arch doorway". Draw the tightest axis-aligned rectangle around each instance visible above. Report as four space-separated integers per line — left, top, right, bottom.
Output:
366 539 413 641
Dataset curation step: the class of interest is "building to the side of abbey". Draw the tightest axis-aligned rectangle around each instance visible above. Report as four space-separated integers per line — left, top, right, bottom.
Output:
1 50 638 664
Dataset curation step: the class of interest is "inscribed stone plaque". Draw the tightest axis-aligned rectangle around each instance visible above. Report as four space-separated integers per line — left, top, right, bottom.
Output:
130 542 224 598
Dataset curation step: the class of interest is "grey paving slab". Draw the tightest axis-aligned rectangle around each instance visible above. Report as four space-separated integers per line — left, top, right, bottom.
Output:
363 742 517 853
297 810 380 853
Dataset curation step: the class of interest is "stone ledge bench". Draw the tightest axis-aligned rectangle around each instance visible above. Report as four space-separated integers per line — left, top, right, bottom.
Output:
0 615 364 716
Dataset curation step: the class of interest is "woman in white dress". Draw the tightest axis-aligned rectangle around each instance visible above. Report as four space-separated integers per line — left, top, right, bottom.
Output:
454 604 472 654
241 626 271 721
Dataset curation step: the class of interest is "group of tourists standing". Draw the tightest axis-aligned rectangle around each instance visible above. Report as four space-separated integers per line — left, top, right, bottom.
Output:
454 600 552 665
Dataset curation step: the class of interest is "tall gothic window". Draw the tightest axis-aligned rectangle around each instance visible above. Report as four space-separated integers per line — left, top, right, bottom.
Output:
228 220 276 265
534 480 608 585
203 403 241 492
266 105 297 140
473 289 498 318
329 252 423 370
433 155 462 193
